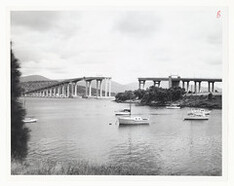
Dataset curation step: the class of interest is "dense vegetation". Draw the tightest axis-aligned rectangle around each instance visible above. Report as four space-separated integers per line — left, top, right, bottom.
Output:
11 48 30 160
115 86 186 105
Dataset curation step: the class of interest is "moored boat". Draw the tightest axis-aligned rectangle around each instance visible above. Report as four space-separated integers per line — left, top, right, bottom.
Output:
166 104 181 109
23 118 38 123
118 116 149 125
115 109 131 116
188 108 211 115
184 112 209 120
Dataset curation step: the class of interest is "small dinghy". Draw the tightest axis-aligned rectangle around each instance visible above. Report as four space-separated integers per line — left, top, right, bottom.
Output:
23 118 38 123
166 104 181 109
115 109 131 116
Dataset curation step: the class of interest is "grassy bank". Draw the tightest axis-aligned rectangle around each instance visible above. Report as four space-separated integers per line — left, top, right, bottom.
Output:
11 159 158 175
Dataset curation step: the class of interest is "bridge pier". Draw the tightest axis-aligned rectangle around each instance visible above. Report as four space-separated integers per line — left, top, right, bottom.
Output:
198 81 201 93
208 82 211 92
89 81 92 97
186 81 190 92
138 80 146 90
100 80 103 97
212 82 215 92
194 81 197 93
85 81 88 97
105 78 108 97
66 84 70 97
153 81 160 87
108 78 111 97
74 82 78 96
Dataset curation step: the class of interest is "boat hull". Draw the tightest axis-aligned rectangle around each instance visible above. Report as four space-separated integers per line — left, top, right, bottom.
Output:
115 112 130 116
23 118 38 123
166 106 181 109
184 117 209 120
118 117 149 125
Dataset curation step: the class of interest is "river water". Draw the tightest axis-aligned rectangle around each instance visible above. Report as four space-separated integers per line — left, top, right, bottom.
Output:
23 97 222 175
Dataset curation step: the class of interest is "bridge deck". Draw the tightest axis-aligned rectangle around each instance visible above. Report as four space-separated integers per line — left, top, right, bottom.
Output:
138 77 222 82
25 76 111 94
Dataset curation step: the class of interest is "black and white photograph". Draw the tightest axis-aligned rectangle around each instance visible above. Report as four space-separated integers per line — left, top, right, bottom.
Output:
10 7 224 177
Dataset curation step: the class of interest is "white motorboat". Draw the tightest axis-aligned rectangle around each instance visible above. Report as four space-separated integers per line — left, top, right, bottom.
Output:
115 109 131 116
188 108 211 115
118 116 150 125
23 118 38 123
166 104 181 109
117 101 149 125
184 112 209 120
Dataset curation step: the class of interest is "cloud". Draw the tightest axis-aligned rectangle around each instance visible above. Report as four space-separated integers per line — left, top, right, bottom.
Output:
11 11 60 31
11 9 223 84
114 12 161 37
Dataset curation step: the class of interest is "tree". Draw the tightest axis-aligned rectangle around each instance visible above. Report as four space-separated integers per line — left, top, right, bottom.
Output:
11 47 30 161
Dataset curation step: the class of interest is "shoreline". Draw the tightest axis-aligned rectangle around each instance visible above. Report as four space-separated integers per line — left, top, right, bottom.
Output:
11 159 221 176
115 94 222 109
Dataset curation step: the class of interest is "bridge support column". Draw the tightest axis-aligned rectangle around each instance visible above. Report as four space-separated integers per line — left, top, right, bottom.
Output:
158 81 160 87
139 81 141 89
108 78 111 97
212 82 215 92
153 81 160 87
58 86 61 97
208 82 211 92
62 85 65 96
105 78 108 97
142 81 145 90
89 81 92 97
50 88 52 97
194 81 197 93
186 81 190 92
182 81 185 89
67 84 70 97
71 83 74 97
85 81 88 97
54 87 56 97
100 80 103 97
75 82 78 96
96 80 99 97
198 82 201 93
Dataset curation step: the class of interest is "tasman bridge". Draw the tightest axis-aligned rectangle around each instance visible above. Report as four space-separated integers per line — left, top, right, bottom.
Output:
138 75 222 93
24 77 112 98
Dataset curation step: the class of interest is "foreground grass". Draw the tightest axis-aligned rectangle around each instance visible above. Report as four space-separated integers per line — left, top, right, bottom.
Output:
11 159 157 175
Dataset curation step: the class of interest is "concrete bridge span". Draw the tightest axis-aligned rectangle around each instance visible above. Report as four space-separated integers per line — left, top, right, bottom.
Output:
138 76 222 93
24 76 112 98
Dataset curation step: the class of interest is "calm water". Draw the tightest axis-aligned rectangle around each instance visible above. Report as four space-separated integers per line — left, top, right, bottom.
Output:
22 97 222 175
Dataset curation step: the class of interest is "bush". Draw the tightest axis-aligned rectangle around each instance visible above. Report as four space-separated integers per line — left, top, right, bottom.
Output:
115 90 136 101
116 86 185 104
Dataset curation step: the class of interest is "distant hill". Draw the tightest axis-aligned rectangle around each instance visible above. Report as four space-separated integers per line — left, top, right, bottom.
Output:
20 75 51 82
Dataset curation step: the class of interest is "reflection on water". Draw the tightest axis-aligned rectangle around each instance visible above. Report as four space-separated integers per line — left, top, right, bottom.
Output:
23 97 222 175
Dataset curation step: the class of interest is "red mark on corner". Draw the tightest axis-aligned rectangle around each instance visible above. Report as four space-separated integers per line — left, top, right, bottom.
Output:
217 10 221 18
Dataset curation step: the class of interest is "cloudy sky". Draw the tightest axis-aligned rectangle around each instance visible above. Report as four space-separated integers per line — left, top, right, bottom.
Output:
11 8 222 84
